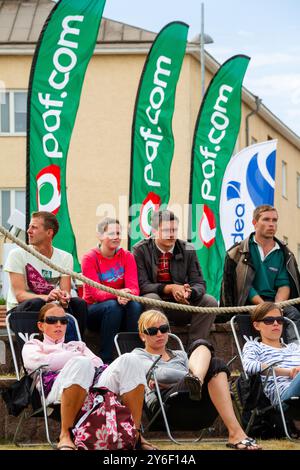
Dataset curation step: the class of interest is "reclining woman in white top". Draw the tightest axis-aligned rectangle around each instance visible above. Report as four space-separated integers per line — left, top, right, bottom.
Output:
22 303 155 450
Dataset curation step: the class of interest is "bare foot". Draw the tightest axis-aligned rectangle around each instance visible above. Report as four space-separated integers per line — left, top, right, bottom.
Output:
140 436 158 451
135 431 158 450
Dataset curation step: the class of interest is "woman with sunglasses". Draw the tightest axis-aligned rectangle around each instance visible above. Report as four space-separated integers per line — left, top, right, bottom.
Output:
243 302 300 432
22 303 153 450
129 310 261 450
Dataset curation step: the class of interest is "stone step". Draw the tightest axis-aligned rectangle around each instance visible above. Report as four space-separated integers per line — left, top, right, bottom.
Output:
0 305 6 329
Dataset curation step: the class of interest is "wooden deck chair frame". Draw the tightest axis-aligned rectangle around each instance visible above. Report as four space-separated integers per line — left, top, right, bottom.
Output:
230 314 300 440
6 309 81 448
114 332 210 445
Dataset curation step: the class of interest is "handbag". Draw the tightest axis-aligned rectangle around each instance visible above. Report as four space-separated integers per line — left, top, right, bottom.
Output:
42 371 59 397
1 375 39 417
72 388 137 450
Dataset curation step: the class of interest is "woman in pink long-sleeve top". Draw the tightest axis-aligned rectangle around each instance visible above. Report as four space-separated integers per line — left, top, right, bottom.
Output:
22 303 151 451
81 217 142 364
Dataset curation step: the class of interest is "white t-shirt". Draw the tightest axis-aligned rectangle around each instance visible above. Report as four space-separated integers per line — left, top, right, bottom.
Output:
4 246 73 311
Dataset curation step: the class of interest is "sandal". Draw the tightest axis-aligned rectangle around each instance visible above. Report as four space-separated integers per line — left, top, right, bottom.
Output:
56 445 77 451
184 372 202 401
226 437 262 450
135 429 158 451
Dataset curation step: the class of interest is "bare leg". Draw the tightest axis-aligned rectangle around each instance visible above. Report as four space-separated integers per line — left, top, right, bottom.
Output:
188 345 211 382
121 384 145 429
59 384 87 450
208 372 261 449
121 384 157 450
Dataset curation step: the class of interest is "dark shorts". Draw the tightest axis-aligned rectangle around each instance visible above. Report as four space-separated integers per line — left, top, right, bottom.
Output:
187 339 230 383
149 340 230 429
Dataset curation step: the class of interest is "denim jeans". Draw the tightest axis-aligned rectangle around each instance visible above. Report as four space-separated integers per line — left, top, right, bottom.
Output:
87 299 142 364
281 373 300 404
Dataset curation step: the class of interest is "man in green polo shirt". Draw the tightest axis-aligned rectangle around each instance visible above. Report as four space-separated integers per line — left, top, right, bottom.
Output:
221 204 300 338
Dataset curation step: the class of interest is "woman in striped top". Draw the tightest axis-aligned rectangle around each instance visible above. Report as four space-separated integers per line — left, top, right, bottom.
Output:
243 302 300 416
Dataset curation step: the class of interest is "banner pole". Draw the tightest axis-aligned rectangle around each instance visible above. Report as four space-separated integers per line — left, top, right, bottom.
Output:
201 2 205 97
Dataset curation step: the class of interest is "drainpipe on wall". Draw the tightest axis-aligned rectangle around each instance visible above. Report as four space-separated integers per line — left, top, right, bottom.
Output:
245 96 262 147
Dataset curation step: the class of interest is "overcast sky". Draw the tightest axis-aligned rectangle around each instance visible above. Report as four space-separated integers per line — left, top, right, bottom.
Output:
101 0 300 137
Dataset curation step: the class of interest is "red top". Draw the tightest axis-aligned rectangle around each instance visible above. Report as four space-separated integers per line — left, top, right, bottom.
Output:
81 247 140 304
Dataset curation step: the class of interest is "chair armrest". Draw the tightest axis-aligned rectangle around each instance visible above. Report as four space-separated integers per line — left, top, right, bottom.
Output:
27 364 50 378
261 360 283 375
146 355 162 383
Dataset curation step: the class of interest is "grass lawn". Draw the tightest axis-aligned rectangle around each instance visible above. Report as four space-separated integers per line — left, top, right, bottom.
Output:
0 438 300 451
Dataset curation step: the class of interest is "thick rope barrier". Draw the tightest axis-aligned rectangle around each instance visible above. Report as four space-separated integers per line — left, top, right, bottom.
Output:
1 225 300 315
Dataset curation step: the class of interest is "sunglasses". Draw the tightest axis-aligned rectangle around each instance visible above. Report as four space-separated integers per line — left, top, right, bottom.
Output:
143 324 170 336
41 316 69 325
258 316 285 326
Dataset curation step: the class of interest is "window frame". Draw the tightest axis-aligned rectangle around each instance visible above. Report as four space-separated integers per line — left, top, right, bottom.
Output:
0 89 27 136
297 173 300 208
282 160 287 199
0 188 26 229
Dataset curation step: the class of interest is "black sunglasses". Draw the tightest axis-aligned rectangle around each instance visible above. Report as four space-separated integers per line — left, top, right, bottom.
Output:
41 316 69 325
143 324 170 336
258 316 285 325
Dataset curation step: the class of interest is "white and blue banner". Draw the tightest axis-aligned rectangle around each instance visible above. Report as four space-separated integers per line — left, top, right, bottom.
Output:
220 140 277 250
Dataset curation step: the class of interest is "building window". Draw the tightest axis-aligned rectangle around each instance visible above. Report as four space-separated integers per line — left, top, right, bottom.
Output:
283 236 288 245
297 174 300 208
0 90 27 134
282 161 287 198
0 189 25 229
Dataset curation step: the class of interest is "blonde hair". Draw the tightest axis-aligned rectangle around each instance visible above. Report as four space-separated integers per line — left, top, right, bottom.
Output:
97 217 120 235
138 310 169 334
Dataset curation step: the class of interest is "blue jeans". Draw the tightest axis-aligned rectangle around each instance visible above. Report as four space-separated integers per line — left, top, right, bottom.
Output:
87 299 142 364
281 373 300 406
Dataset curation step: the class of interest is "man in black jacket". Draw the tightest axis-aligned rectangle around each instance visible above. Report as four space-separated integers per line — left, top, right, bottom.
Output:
133 210 217 345
220 204 300 337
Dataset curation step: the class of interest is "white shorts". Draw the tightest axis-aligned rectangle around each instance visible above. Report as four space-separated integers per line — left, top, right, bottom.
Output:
96 353 147 396
46 356 95 405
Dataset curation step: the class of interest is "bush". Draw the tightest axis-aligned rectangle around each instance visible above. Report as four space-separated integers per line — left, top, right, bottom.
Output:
0 297 6 305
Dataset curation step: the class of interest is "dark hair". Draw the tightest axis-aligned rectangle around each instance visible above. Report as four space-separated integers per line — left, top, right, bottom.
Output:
151 210 179 230
250 302 282 324
253 205 277 222
97 217 120 235
31 211 59 237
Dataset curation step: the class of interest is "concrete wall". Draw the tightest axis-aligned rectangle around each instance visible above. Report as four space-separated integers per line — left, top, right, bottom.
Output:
0 50 300 269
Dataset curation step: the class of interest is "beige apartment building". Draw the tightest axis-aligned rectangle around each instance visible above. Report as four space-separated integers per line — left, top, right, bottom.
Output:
1 0 300 297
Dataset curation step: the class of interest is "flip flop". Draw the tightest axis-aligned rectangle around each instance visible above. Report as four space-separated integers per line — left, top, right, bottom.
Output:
56 445 77 451
226 437 262 450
